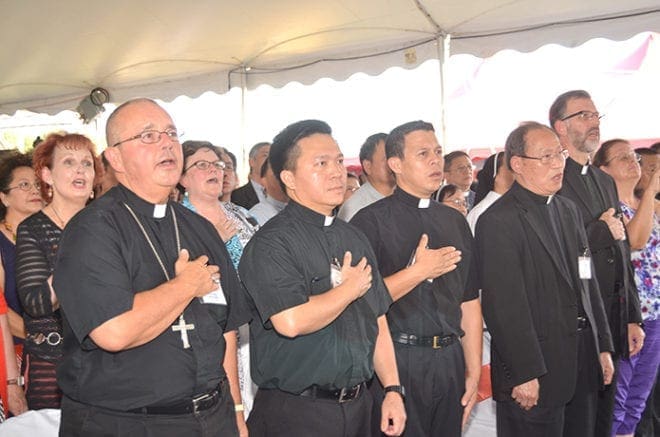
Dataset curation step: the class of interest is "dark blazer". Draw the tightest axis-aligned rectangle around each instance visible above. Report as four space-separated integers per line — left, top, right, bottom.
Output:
476 183 614 407
559 160 642 356
231 181 259 210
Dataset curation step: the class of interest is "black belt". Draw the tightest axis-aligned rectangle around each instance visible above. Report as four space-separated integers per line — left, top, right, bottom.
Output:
298 382 365 403
127 378 226 415
392 332 457 349
577 316 590 332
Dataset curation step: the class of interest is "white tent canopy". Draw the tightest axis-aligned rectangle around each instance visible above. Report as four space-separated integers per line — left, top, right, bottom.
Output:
1 0 659 115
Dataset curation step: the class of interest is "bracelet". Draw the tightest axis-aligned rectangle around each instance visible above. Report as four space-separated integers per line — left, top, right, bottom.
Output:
234 403 245 412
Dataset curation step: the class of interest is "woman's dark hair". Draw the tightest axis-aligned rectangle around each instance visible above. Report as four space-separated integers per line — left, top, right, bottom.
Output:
0 152 34 220
178 140 224 195
181 140 223 169
223 148 237 169
437 184 459 202
593 139 628 168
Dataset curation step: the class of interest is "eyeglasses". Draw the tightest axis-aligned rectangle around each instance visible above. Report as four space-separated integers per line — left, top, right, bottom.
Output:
605 152 641 165
443 198 467 207
111 129 182 147
5 181 41 192
222 162 235 172
184 160 226 172
447 164 474 173
560 111 604 122
519 149 569 165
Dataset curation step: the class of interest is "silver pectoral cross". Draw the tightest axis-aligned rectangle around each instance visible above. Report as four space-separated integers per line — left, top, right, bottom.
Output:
172 314 195 349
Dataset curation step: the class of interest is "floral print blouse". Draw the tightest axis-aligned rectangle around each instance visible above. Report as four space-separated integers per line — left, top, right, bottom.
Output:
621 202 659 321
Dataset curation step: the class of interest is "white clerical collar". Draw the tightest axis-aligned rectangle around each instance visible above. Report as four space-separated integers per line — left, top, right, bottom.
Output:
418 198 430 209
153 203 167 218
546 195 554 205
324 215 335 227
581 156 591 175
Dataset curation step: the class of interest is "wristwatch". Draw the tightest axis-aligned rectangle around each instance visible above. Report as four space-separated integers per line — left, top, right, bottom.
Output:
383 385 406 400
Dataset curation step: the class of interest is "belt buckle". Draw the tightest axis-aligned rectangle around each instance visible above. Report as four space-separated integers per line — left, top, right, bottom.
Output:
338 384 358 403
192 392 212 413
432 335 442 349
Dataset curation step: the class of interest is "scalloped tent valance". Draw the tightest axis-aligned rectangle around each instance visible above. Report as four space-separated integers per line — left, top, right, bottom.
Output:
1 0 658 115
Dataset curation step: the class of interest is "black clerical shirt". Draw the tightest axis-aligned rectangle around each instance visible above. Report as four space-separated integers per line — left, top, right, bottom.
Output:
239 200 391 394
351 188 479 338
54 185 250 411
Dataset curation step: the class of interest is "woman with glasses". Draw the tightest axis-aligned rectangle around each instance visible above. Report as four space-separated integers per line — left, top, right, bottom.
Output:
594 139 660 437
343 171 361 204
438 184 468 216
0 153 42 417
0 154 44 348
16 133 99 409
178 141 257 437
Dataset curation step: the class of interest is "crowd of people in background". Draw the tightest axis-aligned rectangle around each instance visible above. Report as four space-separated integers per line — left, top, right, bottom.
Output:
0 90 655 437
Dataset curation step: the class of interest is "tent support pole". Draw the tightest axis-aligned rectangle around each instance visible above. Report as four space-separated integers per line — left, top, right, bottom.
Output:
239 67 248 182
436 33 451 148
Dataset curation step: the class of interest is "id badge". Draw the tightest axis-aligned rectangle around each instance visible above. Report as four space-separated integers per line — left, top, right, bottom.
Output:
202 284 227 305
578 256 592 279
331 258 342 287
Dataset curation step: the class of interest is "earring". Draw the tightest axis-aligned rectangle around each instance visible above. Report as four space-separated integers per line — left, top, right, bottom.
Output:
89 190 94 199
183 191 190 203
47 185 53 200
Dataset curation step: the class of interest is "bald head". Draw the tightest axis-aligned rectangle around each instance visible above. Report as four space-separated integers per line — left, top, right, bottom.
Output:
106 98 162 148
103 98 181 204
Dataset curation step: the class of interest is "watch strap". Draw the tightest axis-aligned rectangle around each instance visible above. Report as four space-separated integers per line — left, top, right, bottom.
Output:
383 384 406 400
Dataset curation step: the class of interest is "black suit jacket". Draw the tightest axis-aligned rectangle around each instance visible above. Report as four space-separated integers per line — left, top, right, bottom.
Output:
559 160 642 356
476 183 613 407
231 181 259 210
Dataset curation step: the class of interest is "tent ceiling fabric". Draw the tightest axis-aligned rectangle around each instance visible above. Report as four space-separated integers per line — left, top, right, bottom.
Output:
1 0 659 115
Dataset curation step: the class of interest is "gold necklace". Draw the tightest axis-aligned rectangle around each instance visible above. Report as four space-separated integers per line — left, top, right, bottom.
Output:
1 221 15 242
49 204 66 227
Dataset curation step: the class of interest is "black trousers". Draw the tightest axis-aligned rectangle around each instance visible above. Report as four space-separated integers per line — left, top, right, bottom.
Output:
59 385 238 437
496 326 600 437
371 340 465 437
247 386 374 437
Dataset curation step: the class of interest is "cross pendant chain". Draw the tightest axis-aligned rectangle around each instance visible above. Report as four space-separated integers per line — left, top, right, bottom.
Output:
171 314 195 349
124 203 194 349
